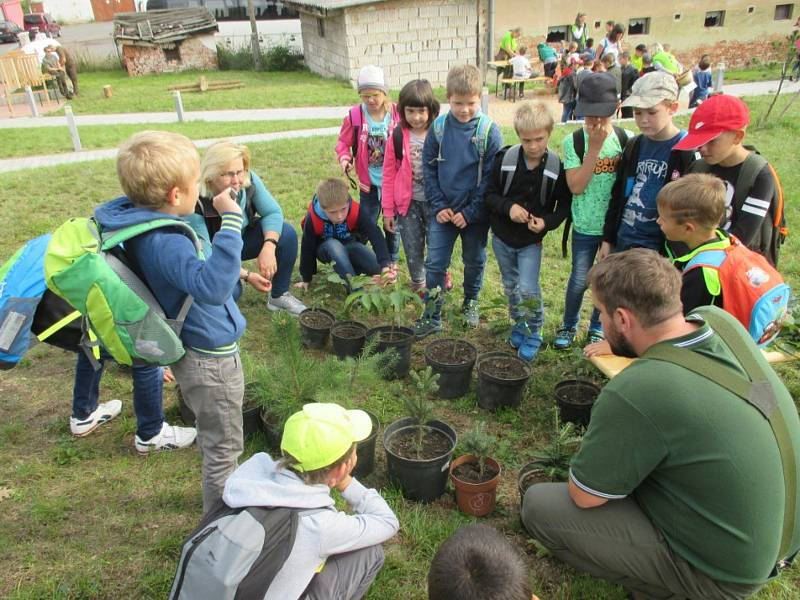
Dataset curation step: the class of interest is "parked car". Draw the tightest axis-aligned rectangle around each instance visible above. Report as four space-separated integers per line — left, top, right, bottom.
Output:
0 20 22 43
23 13 61 38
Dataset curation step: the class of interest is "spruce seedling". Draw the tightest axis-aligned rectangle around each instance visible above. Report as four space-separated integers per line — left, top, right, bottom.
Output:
404 367 439 457
461 421 497 478
529 414 583 482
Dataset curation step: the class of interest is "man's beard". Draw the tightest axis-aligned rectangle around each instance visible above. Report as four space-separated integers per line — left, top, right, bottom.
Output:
606 326 638 358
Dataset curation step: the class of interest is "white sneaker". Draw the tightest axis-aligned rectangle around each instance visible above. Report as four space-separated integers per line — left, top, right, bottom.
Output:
135 421 197 455
70 400 122 437
267 292 307 316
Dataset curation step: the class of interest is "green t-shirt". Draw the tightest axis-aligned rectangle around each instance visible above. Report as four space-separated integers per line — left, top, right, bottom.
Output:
499 30 517 56
562 128 632 236
570 320 800 584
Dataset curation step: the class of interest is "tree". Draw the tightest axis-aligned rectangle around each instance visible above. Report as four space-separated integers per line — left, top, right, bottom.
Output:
247 0 262 70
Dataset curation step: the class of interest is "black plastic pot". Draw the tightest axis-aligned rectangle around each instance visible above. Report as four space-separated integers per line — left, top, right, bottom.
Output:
353 410 380 479
178 386 261 438
258 408 284 450
298 308 335 349
366 325 414 379
517 460 550 504
476 351 531 411
554 379 601 427
383 417 457 502
424 338 478 399
330 320 367 359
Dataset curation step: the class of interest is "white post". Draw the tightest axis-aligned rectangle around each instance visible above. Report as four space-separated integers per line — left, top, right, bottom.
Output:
481 86 489 114
713 62 725 94
64 105 82 152
24 85 39 118
173 90 185 122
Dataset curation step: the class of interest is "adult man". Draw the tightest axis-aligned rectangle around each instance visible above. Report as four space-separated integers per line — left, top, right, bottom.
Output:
522 249 800 599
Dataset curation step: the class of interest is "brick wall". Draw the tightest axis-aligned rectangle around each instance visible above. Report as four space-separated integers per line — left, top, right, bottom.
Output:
674 35 791 70
299 11 349 79
122 35 218 77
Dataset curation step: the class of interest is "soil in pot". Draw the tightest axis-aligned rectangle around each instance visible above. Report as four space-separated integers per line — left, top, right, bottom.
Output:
476 351 531 411
450 455 501 517
452 460 499 483
299 308 335 349
517 461 552 503
331 320 367 360
367 326 414 379
554 380 601 427
353 410 379 480
424 338 478 400
388 427 453 460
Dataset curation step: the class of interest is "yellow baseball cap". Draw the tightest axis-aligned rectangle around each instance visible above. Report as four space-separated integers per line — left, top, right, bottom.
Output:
281 403 373 472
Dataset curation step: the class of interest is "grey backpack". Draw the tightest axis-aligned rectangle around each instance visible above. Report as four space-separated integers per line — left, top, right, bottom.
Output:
169 500 319 600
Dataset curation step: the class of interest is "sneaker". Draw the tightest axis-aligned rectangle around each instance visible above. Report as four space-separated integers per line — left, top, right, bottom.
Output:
70 400 122 437
587 328 605 345
267 292 307 316
462 300 480 328
444 271 453 291
553 326 577 350
509 323 526 349
135 421 197 455
518 334 543 362
413 317 442 339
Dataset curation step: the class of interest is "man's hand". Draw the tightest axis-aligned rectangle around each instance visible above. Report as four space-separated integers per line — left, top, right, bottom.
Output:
509 203 530 224
293 281 309 291
598 241 612 260
451 212 468 229
212 187 241 215
257 242 278 280
383 216 397 233
527 216 545 233
436 208 455 224
246 271 272 293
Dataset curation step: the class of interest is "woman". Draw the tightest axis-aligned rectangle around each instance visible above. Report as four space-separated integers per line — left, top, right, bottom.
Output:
193 141 307 315
597 23 624 66
497 27 522 60
570 13 588 52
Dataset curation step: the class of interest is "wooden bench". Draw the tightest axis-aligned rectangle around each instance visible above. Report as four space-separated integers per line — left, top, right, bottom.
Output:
0 52 57 116
487 60 509 98
500 76 551 102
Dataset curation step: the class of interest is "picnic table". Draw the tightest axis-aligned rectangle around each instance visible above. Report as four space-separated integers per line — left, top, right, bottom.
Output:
499 76 551 102
487 60 509 97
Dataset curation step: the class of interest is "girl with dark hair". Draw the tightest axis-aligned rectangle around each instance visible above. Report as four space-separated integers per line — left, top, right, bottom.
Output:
597 23 625 66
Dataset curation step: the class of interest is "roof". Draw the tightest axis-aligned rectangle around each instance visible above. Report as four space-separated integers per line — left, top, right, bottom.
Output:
113 8 218 45
283 0 388 14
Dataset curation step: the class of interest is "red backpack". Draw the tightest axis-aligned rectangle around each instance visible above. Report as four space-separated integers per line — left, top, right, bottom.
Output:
301 199 361 237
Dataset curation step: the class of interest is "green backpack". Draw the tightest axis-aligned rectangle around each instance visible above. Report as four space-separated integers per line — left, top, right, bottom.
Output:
44 217 201 367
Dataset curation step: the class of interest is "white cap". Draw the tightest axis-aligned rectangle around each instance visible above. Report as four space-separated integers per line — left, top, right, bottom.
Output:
357 65 387 93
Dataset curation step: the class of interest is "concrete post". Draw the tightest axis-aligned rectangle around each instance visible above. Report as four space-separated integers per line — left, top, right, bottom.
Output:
64 105 82 152
173 90 185 122
481 86 490 114
24 86 39 118
713 62 725 94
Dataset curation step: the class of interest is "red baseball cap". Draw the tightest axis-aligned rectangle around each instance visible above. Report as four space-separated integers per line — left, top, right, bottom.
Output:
673 95 750 150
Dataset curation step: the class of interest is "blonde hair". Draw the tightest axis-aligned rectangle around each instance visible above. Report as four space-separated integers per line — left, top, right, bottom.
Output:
199 141 252 198
446 64 482 98
657 174 725 230
116 131 199 209
316 178 350 209
514 101 554 135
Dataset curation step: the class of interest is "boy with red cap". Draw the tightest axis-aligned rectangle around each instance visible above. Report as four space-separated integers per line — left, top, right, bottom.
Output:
674 95 784 265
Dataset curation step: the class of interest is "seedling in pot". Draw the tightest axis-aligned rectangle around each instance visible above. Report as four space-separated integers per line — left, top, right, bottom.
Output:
404 367 440 458
528 415 582 482
460 421 497 479
486 295 542 341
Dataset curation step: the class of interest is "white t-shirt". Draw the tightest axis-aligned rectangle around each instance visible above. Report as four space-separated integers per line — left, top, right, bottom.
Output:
509 54 532 78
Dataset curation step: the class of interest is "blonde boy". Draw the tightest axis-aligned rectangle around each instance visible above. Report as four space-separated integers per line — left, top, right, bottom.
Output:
95 131 246 512
484 101 570 361
414 64 503 337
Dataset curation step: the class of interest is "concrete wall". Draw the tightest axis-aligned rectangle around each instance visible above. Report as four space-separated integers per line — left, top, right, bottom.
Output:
38 0 95 22
299 10 349 79
493 0 796 68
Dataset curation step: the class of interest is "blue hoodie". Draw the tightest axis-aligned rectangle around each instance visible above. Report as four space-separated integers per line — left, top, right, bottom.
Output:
422 111 503 224
94 197 246 355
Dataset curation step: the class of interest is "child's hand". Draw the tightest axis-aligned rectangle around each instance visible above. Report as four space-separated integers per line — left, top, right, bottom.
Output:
212 187 241 215
246 271 272 293
293 281 309 291
598 241 612 260
162 367 175 383
436 208 454 223
451 212 468 229
381 266 397 284
509 203 530 223
584 339 612 357
527 216 545 233
587 120 608 153
383 216 396 233
339 157 353 174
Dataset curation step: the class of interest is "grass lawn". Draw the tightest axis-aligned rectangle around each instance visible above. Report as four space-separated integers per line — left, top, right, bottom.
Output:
726 63 786 83
0 96 798 599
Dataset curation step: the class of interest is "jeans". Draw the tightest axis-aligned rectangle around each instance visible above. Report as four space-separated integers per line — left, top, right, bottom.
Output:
240 220 298 298
425 220 489 318
73 351 164 440
318 238 380 282
561 231 602 331
491 235 543 333
360 186 400 264
561 100 576 123
396 199 430 285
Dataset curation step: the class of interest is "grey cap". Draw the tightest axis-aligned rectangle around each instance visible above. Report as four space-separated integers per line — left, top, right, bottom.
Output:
621 71 678 108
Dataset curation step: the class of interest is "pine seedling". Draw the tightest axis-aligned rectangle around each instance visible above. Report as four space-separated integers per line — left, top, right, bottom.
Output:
404 367 439 457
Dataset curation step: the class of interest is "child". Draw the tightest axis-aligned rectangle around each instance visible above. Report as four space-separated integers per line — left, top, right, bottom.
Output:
428 524 539 600
484 101 570 361
509 45 533 98
382 79 441 293
537 41 558 78
413 64 503 337
674 94 783 265
631 43 647 72
335 65 401 268
601 72 695 257
619 51 639 118
296 178 392 291
689 54 713 107
601 53 621 95
557 56 577 123
566 40 581 65
43 44 72 99
641 53 656 74
95 130 246 512
584 37 596 61
555 72 633 349
220 403 399 599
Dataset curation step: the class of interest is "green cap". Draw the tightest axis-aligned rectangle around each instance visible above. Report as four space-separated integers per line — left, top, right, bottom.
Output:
281 403 373 472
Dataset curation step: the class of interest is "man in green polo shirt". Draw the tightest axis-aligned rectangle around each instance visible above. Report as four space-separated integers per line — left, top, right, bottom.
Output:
521 249 800 599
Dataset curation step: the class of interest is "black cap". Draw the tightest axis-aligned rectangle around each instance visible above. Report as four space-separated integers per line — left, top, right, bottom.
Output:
576 72 619 117
635 43 647 52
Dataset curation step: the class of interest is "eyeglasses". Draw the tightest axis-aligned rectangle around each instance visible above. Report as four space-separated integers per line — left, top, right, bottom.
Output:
220 169 245 180
359 93 383 101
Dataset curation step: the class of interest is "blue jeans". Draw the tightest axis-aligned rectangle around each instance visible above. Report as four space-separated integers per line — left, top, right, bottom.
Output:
561 101 576 123
425 220 489 318
561 231 602 331
241 220 298 298
73 351 164 440
360 186 400 264
318 238 380 281
491 235 543 333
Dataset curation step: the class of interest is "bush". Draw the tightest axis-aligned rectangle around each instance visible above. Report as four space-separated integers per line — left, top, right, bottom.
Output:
263 45 304 71
216 43 305 72
217 43 255 71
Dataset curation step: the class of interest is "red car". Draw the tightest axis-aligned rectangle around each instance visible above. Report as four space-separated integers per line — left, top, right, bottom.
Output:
23 13 61 38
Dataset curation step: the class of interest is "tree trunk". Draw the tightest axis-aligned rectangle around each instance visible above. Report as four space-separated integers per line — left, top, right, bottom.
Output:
247 0 261 70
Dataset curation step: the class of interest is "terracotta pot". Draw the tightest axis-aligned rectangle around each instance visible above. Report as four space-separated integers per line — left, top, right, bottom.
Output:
449 454 501 517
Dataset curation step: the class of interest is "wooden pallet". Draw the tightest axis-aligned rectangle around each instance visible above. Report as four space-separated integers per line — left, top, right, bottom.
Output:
168 76 243 93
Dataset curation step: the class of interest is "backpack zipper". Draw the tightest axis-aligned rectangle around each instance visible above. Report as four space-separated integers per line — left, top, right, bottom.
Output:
172 526 217 597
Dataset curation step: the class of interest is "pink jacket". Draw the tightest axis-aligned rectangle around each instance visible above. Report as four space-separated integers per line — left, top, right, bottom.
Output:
335 103 400 193
381 125 415 218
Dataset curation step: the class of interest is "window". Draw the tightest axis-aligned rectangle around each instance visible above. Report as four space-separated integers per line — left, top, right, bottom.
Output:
704 10 725 27
674 13 682 21
594 20 601 29
627 17 650 35
317 16 325 37
775 4 793 19
546 25 569 43
747 5 756 13
163 45 181 62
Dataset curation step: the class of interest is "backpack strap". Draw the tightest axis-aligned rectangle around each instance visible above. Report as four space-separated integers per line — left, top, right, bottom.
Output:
733 152 768 216
349 105 362 159
612 126 629 153
500 144 521 196
345 199 360 231
474 113 493 187
392 125 404 162
573 129 585 162
540 149 561 207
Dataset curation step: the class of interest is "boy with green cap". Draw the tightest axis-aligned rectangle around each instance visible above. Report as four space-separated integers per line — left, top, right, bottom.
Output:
221 403 399 600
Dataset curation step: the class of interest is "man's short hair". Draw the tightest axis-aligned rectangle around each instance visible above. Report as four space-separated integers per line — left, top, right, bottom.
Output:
446 64 482 98
116 131 199 209
588 249 683 328
316 177 350 209
514 100 554 134
657 174 725 230
428 524 532 600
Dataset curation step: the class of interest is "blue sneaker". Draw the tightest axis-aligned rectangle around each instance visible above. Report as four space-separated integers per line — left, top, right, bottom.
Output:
413 317 442 339
509 323 526 349
587 328 605 345
553 326 577 350
517 334 543 362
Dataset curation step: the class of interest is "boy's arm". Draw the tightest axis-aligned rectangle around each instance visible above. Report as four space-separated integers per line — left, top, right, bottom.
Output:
729 165 775 246
542 165 573 230
381 129 399 218
299 217 318 283
358 210 390 268
463 123 503 224
249 171 284 235
422 129 447 214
